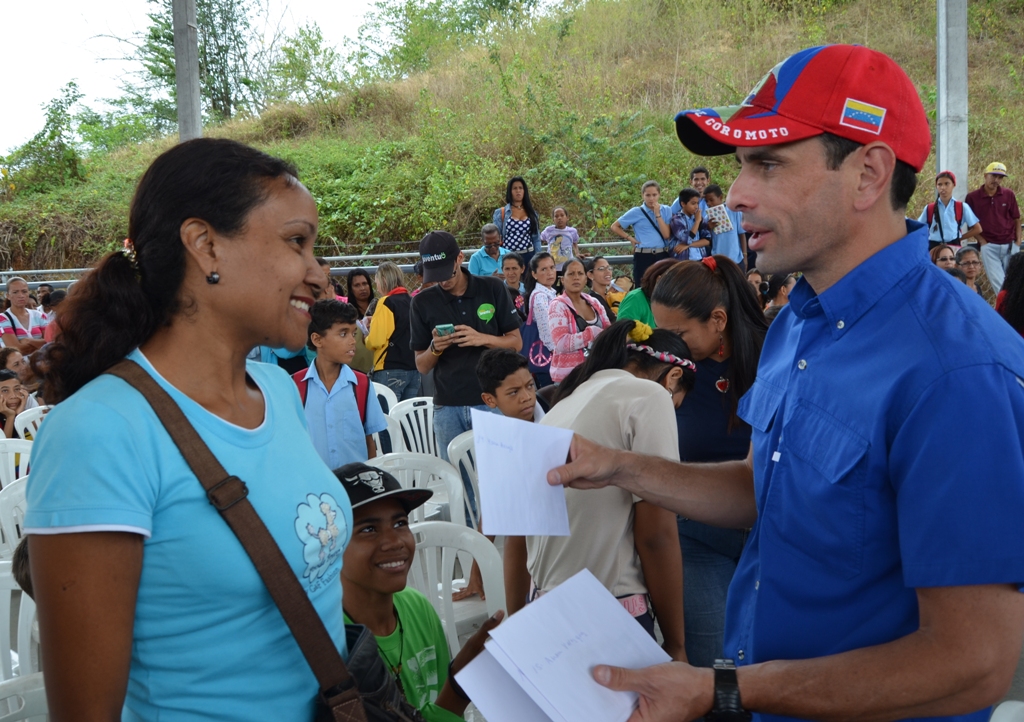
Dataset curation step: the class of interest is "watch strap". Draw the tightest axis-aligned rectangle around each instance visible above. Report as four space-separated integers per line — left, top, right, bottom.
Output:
707 659 751 722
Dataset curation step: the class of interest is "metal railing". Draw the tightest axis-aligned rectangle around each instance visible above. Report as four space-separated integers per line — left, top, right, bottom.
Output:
0 241 637 288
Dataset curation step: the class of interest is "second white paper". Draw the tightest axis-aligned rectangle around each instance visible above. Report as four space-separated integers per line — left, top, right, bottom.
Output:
470 408 571 536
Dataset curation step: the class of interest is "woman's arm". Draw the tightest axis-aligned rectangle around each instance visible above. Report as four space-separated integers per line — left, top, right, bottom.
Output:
0 333 43 354
633 500 686 661
657 207 671 239
532 291 555 349
30 532 144 722
550 301 599 354
610 220 638 248
503 535 531 616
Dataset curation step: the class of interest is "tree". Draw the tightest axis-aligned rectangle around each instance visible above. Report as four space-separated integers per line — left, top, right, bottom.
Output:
1 83 85 195
118 0 282 124
268 22 344 106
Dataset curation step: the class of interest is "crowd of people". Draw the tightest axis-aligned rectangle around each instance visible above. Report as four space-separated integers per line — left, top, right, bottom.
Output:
9 41 1024 722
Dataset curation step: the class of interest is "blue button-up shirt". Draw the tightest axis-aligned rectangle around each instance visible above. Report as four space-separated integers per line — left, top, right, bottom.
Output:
302 362 388 470
731 221 1024 722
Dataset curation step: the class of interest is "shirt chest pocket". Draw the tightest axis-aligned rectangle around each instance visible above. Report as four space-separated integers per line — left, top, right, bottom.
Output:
763 400 869 579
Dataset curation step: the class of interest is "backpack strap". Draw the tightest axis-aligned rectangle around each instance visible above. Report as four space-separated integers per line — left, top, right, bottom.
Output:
926 202 936 227
954 200 964 227
291 368 309 406
104 360 366 721
353 370 370 425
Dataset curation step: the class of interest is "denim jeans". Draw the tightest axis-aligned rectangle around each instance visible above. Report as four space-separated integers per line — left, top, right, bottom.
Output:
980 241 1019 293
433 404 493 522
371 368 421 407
677 517 748 668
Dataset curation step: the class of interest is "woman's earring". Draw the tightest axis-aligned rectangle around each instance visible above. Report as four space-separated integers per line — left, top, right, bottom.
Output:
206 272 220 285
718 334 725 358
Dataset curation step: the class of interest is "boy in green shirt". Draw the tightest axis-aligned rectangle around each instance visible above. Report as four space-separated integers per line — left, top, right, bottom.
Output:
336 462 504 722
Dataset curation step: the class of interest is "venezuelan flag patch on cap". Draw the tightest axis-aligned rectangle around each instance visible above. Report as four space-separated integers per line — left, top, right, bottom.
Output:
840 98 886 135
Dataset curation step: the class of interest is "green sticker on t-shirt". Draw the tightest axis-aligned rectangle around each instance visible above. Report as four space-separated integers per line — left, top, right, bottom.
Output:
477 303 496 322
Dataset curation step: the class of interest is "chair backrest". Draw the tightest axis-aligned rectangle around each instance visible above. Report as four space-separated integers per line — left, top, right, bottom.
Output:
0 442 31 491
0 562 39 683
371 382 399 415
12 409 48 444
407 521 505 654
388 398 438 457
0 479 28 560
0 673 47 721
371 415 406 457
992 702 1024 722
367 453 467 527
446 431 478 528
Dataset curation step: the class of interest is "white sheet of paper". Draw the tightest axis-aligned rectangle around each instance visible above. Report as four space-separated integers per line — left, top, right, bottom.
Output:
470 408 571 536
485 640 567 722
705 203 734 233
455 647 555 722
488 569 672 722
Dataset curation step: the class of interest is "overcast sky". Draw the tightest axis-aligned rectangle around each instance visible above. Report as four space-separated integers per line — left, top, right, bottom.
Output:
1 0 375 154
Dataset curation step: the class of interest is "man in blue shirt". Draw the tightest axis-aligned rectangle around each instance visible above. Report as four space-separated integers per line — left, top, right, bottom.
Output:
467 223 509 277
547 44 1024 722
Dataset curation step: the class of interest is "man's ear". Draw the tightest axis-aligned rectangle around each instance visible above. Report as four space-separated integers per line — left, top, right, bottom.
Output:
310 331 324 350
852 142 898 213
481 392 499 409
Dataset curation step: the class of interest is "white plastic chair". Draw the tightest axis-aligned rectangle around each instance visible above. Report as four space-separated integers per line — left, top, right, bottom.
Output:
446 431 479 527
12 410 47 444
0 672 46 721
389 398 439 457
366 453 469 527
408 521 505 654
992 701 1024 722
0 562 40 682
0 480 27 560
0 443 31 491
371 415 406 457
372 382 399 415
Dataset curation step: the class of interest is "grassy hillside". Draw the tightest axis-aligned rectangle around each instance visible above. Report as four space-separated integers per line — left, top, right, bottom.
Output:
2 0 1024 268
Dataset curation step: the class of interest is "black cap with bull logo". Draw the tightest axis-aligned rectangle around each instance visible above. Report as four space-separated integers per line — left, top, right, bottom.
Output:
332 462 434 512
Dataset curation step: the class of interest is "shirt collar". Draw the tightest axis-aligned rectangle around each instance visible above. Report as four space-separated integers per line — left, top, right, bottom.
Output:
440 269 478 301
386 287 409 297
789 221 929 337
302 359 357 391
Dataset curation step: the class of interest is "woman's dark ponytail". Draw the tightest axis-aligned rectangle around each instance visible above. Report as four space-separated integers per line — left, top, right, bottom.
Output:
551 319 695 405
524 252 554 311
45 138 298 402
651 256 767 422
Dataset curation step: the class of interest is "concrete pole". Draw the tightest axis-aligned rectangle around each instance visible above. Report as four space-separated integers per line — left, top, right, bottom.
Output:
173 0 202 142
936 0 969 200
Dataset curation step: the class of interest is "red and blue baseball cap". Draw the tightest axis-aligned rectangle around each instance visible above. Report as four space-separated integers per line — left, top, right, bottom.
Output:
674 45 930 172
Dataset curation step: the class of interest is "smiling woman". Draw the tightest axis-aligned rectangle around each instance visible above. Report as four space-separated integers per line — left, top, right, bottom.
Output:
24 139 352 721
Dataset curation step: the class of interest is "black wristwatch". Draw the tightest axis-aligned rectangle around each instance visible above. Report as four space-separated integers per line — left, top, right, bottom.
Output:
705 659 751 722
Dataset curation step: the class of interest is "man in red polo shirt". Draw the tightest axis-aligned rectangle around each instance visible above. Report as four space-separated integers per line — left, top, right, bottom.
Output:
965 162 1021 292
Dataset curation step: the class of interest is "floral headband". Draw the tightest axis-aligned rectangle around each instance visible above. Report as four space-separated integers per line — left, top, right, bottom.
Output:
626 343 696 372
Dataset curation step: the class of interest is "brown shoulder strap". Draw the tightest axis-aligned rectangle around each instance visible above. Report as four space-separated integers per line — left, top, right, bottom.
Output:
105 360 365 720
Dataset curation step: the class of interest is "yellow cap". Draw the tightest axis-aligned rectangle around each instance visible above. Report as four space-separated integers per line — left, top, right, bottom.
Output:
985 162 1008 176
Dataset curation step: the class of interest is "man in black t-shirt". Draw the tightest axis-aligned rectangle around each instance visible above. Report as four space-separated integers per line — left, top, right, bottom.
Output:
410 231 522 471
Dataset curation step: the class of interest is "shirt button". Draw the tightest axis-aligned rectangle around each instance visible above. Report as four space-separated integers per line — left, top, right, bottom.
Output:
798 359 807 370
755 580 760 590
836 320 845 329
737 649 745 660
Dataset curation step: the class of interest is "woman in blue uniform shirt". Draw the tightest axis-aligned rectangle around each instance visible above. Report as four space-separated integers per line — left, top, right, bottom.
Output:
25 139 350 721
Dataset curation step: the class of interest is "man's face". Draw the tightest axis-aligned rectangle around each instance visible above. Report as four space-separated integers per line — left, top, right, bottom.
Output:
729 138 849 280
690 173 709 194
985 173 1005 190
38 284 53 295
438 253 464 292
704 192 724 208
341 498 414 597
683 197 701 216
483 232 501 258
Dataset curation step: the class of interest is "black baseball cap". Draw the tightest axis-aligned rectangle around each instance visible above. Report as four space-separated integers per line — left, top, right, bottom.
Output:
333 462 433 512
419 231 461 283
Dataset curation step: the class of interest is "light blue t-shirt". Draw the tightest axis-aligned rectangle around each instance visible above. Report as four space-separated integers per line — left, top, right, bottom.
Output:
916 199 980 243
302 361 388 470
709 207 746 264
25 349 352 721
617 204 673 249
468 245 509 277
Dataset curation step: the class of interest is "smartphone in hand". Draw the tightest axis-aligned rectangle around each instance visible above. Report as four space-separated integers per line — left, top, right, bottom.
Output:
434 324 455 337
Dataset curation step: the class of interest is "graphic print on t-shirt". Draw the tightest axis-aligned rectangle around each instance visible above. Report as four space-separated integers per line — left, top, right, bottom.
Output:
295 492 346 588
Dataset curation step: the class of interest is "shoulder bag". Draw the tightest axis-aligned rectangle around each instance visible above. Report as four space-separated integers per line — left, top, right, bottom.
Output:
105 360 426 722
